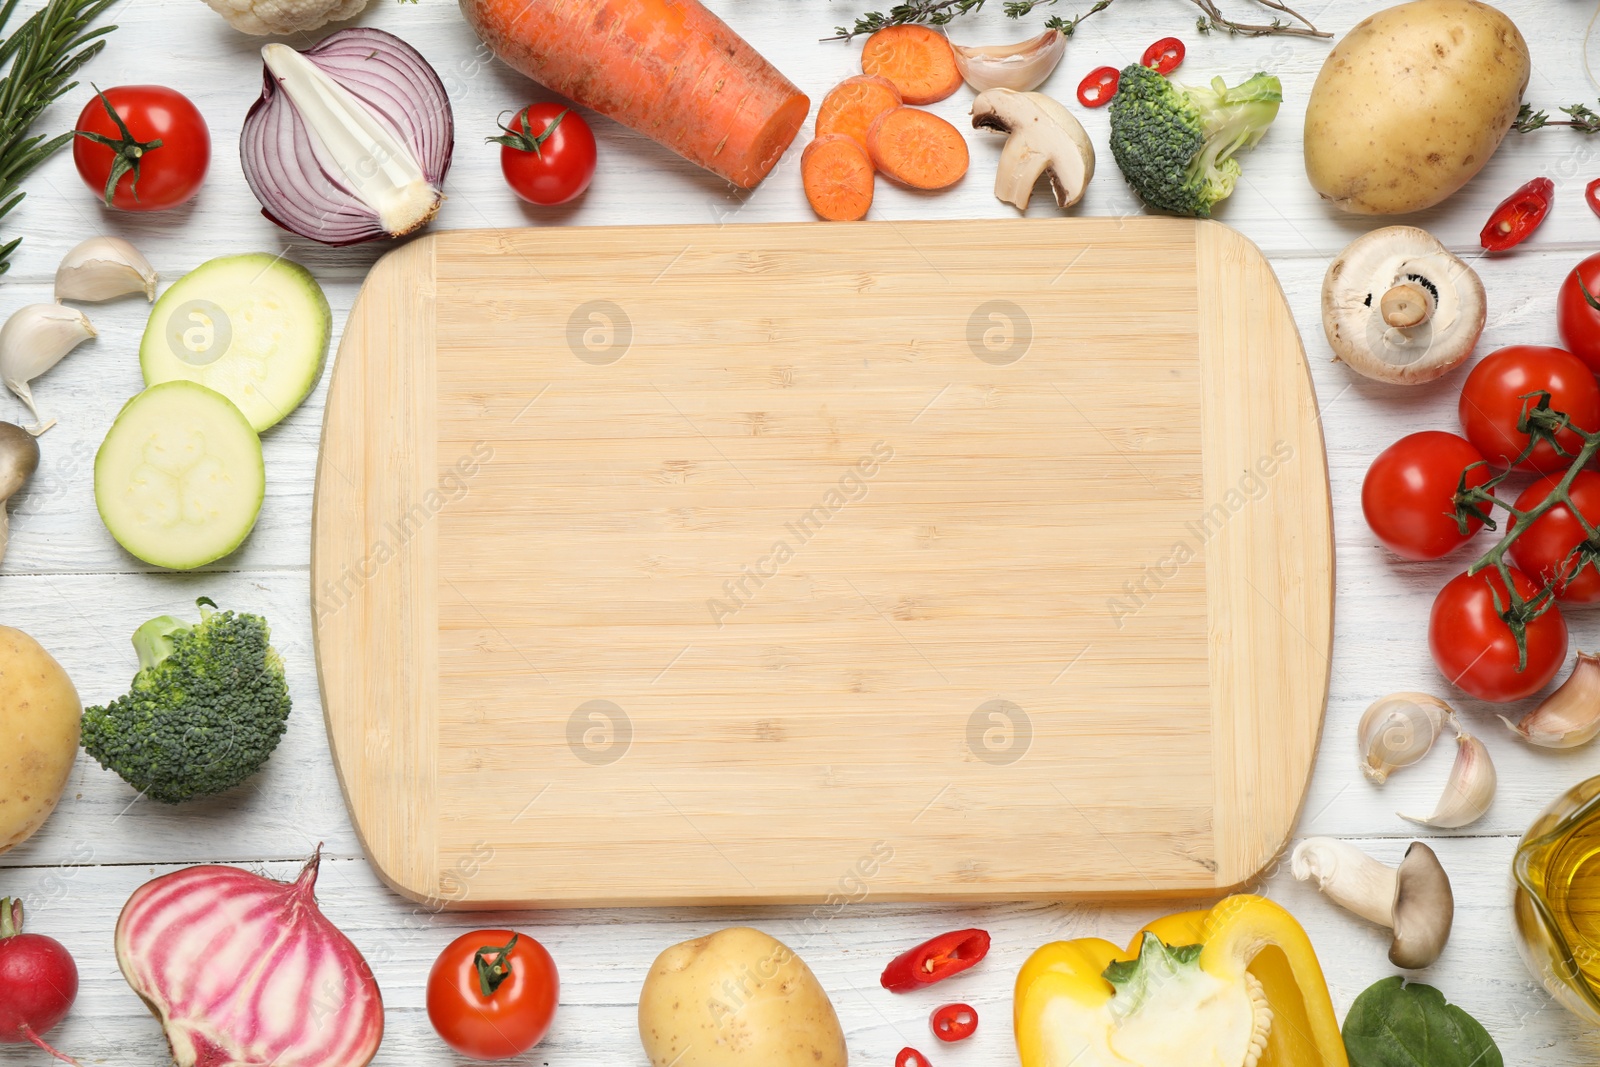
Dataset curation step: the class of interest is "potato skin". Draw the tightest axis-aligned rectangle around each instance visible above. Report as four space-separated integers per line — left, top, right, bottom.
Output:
1304 0 1529 214
0 625 81 853
638 927 848 1067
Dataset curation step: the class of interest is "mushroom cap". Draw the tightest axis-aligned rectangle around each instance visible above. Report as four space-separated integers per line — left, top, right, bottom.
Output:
0 420 38 500
1388 841 1454 969
1322 226 1486 385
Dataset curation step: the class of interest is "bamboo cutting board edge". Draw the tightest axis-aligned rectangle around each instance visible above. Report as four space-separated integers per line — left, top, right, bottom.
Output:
311 218 1333 909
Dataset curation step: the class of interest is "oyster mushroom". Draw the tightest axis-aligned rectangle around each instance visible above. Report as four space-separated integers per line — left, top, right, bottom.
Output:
0 420 39 566
1322 226 1485 385
1291 838 1454 969
970 88 1094 211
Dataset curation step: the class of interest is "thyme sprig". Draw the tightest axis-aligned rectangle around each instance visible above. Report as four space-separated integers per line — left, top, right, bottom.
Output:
823 0 1328 42
1514 101 1600 134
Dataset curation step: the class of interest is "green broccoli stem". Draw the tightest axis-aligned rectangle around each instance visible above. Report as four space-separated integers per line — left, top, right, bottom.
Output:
132 615 188 673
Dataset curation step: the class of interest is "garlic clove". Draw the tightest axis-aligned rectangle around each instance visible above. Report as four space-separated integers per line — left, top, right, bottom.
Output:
1397 716 1496 829
1501 651 1600 749
1358 692 1451 783
950 29 1067 93
55 236 157 303
0 304 95 435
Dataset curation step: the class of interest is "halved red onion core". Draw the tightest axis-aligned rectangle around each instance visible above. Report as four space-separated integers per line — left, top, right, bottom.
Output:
240 27 454 247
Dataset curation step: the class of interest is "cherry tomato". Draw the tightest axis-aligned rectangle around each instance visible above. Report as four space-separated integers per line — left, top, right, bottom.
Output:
1458 345 1600 473
1362 431 1494 560
1479 177 1553 252
1509 471 1600 604
72 86 209 211
931 1002 978 1042
1429 566 1567 702
491 104 597 206
1140 37 1185 75
1557 253 1600 374
1077 66 1120 108
427 930 558 1059
897 1048 934 1067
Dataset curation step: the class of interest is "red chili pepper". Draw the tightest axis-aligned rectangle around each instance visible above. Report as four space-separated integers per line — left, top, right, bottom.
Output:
1587 177 1600 219
896 1048 933 1067
1479 176 1554 251
930 1003 978 1042
1077 66 1120 108
880 929 991 992
1140 37 1185 75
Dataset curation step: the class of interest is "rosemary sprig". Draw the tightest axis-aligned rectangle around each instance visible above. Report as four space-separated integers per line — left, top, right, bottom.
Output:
0 0 118 277
824 0 1328 41
1514 101 1600 134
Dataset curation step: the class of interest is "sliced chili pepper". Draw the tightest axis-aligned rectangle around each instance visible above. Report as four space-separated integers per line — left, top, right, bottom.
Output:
1077 66 1120 108
880 928 991 992
1587 177 1600 219
1479 176 1554 252
896 1048 933 1067
1140 37 1185 75
930 1003 978 1042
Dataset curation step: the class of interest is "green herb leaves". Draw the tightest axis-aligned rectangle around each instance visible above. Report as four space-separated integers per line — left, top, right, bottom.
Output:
1342 978 1502 1067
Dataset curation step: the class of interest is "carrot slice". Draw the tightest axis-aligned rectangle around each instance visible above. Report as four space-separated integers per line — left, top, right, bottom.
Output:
860 25 963 105
866 107 969 190
815 74 902 152
802 134 875 221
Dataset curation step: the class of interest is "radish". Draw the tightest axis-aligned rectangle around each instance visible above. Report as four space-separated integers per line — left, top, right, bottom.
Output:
115 847 384 1067
0 897 81 1066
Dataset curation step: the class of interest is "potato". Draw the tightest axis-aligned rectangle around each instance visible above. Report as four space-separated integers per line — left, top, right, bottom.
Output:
638 927 848 1067
1304 0 1529 214
0 625 80 853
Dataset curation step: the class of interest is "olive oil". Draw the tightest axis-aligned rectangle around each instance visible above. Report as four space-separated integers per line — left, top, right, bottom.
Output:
1514 776 1600 1025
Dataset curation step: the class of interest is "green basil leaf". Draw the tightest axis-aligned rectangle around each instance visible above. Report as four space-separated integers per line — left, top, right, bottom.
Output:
1342 977 1503 1067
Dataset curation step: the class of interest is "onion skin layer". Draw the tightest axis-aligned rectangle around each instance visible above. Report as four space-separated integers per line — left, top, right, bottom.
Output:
115 850 383 1067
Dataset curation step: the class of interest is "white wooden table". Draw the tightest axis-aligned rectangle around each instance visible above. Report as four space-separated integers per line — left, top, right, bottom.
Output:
4 0 1600 1061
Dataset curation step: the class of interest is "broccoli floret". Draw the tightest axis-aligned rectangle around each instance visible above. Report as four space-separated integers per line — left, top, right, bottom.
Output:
82 598 290 803
1108 64 1283 218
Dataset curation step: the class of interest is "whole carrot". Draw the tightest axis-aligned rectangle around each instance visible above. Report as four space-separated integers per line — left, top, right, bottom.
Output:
459 0 809 189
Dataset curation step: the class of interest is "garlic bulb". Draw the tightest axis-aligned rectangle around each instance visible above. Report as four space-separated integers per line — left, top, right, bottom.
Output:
54 236 157 303
1357 692 1451 783
950 29 1067 92
1500 652 1600 749
0 304 95 434
1398 717 1496 829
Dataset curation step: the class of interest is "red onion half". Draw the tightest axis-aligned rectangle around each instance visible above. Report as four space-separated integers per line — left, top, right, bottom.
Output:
241 28 453 246
115 849 383 1067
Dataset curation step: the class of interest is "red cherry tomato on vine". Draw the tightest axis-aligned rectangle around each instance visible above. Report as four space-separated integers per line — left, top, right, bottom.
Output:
1140 37 1186 75
1557 253 1600 375
1078 66 1120 107
491 103 597 206
427 930 558 1059
1509 471 1600 604
1458 345 1600 473
72 85 209 211
1362 431 1493 560
1429 566 1567 702
931 1002 978 1042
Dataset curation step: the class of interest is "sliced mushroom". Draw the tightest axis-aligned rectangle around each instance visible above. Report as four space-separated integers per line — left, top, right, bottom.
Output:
971 88 1094 212
1322 226 1485 385
0 420 39 567
951 29 1067 92
1291 838 1454 969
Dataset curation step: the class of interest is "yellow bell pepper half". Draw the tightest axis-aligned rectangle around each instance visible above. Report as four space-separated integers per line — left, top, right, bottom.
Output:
1014 894 1348 1067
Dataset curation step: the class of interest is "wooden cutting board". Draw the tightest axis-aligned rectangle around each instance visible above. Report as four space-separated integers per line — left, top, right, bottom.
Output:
311 218 1333 909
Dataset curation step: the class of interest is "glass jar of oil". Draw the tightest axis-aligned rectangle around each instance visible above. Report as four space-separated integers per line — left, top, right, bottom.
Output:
1514 774 1600 1025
